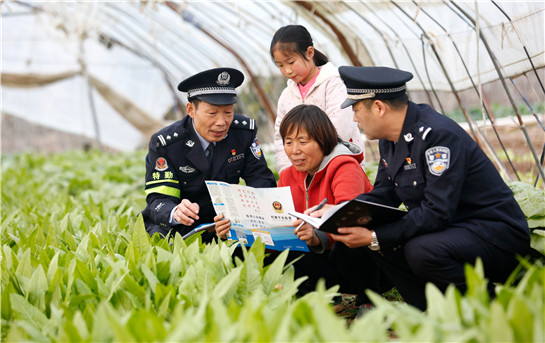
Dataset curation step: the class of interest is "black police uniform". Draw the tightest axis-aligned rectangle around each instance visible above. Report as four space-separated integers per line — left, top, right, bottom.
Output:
141 67 276 240
142 114 276 240
340 66 530 310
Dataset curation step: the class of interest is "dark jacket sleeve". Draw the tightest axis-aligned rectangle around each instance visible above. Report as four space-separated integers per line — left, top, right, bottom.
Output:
241 126 277 188
141 135 180 236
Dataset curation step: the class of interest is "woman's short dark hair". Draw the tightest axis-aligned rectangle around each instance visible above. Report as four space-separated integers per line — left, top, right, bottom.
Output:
270 25 328 67
279 104 340 156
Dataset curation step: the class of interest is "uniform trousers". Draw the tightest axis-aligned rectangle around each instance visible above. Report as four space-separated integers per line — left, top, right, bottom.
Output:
372 226 524 311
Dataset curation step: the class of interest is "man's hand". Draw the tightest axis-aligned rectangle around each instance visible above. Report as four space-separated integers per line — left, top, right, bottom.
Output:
293 219 320 246
330 227 373 248
173 199 200 226
214 214 231 239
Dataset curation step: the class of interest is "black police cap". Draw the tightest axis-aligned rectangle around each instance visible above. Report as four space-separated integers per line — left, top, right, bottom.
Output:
339 66 413 109
177 67 244 105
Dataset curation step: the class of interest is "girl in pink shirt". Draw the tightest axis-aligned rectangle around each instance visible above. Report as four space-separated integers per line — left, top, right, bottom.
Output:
270 25 366 173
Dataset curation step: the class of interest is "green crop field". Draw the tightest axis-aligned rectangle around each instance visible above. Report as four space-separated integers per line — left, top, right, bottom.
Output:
1 150 544 342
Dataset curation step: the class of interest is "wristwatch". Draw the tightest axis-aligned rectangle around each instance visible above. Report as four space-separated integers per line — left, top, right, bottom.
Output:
369 231 380 251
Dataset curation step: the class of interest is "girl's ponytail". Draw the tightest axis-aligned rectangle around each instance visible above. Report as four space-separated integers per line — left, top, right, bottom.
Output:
313 49 329 67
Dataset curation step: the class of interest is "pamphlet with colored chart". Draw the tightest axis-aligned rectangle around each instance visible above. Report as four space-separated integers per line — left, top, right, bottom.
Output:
205 181 309 252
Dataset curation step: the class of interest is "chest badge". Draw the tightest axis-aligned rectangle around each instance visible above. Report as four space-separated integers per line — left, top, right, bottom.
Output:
404 133 414 142
425 146 450 176
186 140 195 148
180 165 196 173
382 158 389 168
228 153 244 163
404 157 417 170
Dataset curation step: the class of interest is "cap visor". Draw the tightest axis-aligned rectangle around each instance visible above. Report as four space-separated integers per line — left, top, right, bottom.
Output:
341 98 359 109
195 94 237 106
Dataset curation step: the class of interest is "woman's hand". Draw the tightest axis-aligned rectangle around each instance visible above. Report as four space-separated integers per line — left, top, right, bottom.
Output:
304 203 334 216
293 219 320 246
214 214 231 239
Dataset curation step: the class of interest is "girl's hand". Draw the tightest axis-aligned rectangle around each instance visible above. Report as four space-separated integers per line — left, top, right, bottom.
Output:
214 214 231 239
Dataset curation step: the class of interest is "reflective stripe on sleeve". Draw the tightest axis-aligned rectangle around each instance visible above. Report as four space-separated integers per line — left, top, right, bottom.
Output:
145 179 179 186
145 185 181 198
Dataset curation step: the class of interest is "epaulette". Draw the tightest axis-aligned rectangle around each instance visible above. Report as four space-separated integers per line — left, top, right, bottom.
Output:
156 127 188 147
230 115 256 130
414 121 432 141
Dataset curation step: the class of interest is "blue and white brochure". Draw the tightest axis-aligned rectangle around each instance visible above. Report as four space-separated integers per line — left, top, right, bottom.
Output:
205 181 309 252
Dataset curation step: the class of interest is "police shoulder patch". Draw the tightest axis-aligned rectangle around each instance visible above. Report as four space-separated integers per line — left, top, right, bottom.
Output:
425 146 450 176
250 135 262 160
155 157 169 171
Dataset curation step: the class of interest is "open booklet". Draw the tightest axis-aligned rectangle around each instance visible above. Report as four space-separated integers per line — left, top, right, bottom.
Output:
289 199 407 234
205 181 309 252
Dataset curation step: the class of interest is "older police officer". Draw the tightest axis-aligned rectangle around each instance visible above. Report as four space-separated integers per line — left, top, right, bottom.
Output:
142 67 276 241
323 66 530 311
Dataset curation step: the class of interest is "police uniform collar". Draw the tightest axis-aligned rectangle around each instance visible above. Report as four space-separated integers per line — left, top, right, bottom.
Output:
190 119 214 152
385 106 415 175
397 102 418 143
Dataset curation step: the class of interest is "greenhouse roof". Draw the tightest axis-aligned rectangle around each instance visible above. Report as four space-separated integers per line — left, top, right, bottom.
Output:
2 0 544 151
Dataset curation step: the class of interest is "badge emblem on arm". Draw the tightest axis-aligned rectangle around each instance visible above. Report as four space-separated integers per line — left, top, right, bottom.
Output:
155 157 168 171
425 146 450 176
250 136 262 159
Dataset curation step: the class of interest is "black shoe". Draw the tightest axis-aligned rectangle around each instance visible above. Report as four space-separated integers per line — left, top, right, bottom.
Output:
355 293 371 306
356 303 375 318
332 295 345 313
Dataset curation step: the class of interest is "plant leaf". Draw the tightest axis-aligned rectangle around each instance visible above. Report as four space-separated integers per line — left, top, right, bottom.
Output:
10 293 48 328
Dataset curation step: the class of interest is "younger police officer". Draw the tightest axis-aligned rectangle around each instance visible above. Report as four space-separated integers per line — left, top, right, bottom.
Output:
142 68 276 241
325 66 530 311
